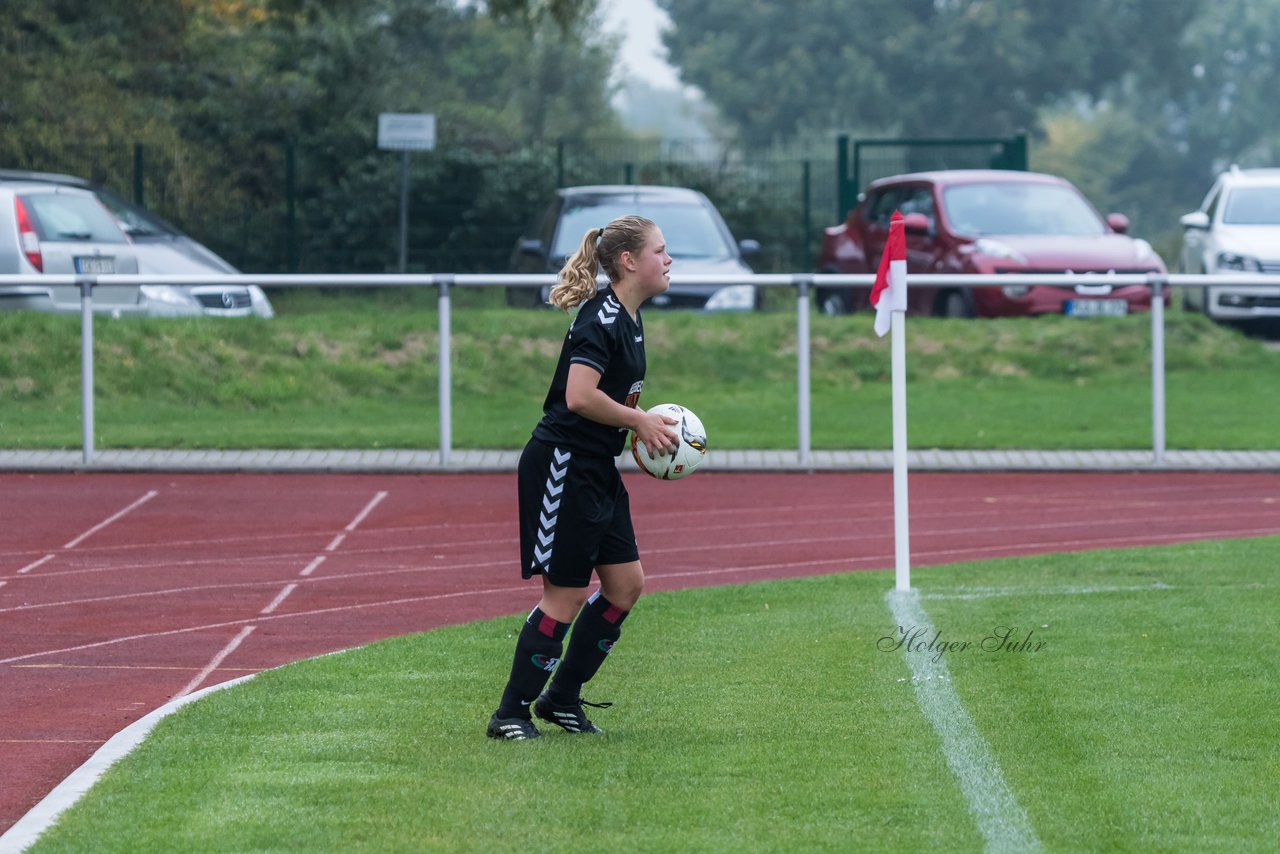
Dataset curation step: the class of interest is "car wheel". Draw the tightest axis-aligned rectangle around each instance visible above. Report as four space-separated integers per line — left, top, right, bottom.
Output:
816 288 852 316
936 289 973 318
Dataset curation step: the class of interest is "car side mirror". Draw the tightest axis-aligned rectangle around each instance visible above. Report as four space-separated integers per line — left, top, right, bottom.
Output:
902 212 931 235
738 238 761 258
518 238 545 258
1179 211 1210 230
1106 213 1130 234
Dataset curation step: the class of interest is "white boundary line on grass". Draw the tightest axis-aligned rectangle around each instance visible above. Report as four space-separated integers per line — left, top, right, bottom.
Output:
0 675 257 854
887 589 1042 853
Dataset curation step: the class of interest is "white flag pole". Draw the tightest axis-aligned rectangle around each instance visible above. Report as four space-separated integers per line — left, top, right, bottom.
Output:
891 306 911 591
873 211 911 591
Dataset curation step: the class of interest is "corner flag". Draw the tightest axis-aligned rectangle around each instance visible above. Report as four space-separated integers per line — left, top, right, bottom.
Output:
871 210 912 590
871 210 907 337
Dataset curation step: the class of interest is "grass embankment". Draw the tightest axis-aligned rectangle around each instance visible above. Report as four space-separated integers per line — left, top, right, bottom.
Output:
32 536 1280 852
1 290 1276 449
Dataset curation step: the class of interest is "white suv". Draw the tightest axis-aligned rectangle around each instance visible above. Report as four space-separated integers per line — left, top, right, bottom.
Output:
1179 166 1280 321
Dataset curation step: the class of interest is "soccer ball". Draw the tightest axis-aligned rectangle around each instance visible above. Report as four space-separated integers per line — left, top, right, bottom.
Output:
630 403 708 480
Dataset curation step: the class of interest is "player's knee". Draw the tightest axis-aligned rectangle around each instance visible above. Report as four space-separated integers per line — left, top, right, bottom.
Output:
605 574 644 611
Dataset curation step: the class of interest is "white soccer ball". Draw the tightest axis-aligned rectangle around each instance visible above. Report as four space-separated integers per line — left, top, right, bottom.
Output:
630 403 708 480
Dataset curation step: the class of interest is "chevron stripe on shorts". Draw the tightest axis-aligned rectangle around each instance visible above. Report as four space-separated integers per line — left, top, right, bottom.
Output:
530 447 571 574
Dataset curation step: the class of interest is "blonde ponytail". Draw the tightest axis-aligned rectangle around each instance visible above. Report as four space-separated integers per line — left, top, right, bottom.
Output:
548 215 656 312
549 227 605 311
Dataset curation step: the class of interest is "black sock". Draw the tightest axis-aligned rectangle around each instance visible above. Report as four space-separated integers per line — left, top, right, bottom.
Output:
497 607 569 718
547 592 628 705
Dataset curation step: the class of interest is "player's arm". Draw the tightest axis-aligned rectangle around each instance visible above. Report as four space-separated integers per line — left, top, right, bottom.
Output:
565 363 677 453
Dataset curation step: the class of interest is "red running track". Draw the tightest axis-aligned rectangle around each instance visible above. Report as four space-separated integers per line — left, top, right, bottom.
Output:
2 470 1279 830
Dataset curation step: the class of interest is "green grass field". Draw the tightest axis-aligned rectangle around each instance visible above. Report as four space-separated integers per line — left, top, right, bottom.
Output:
2 298 1278 450
31 536 1280 853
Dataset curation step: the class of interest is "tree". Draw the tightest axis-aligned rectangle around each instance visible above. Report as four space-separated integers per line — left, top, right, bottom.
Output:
1 0 622 272
656 0 1198 141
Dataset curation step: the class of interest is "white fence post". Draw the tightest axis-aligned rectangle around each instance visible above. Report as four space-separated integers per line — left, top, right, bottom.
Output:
79 277 95 466
796 276 812 466
438 276 452 465
1150 275 1166 465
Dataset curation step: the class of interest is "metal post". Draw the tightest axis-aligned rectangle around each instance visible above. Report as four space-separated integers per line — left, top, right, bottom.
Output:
79 278 95 465
836 134 850 220
891 309 911 591
133 144 145 206
398 150 410 273
1151 276 1166 465
796 276 812 465
286 143 298 273
437 277 452 465
802 160 812 261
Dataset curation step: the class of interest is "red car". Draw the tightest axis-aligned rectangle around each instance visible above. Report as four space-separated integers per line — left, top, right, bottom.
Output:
815 170 1167 318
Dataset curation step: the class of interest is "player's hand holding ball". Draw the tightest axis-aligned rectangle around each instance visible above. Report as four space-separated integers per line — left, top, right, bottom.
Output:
631 403 708 480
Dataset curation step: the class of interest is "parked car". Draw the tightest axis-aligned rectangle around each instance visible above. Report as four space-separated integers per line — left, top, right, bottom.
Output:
815 170 1167 318
0 169 273 318
1179 165 1280 322
507 184 761 309
0 180 143 312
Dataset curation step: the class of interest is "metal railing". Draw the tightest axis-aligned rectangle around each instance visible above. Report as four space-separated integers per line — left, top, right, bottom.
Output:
0 271 1266 466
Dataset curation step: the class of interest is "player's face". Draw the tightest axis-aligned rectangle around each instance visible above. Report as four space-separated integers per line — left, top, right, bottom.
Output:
633 227 672 296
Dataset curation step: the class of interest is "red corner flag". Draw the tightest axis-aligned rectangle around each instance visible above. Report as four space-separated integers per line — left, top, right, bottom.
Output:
871 210 907 337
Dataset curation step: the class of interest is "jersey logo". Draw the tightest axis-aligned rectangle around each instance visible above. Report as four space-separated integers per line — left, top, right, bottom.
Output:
597 296 621 326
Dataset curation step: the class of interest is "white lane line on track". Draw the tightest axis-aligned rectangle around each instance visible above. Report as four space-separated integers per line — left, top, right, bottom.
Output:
0 560 510 614
0 586 528 665
171 626 256 701
260 583 298 615
17 554 56 575
346 491 388 532
887 589 1042 853
62 490 159 550
255 490 389 628
299 555 326 577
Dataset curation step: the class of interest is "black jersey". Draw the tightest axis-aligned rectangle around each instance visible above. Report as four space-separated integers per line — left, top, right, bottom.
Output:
532 289 646 457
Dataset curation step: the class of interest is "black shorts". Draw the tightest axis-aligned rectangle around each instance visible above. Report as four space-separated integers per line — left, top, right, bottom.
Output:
517 438 638 588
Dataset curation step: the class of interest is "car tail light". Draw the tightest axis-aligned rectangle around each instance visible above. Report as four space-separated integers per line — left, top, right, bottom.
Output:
14 197 42 272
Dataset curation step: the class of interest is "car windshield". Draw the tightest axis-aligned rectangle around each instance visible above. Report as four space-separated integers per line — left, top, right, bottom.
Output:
942 182 1107 236
22 192 129 243
552 199 733 260
93 189 175 238
1222 186 1280 225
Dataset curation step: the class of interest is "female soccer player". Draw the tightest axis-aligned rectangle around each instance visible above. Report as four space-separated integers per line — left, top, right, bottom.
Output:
487 216 678 740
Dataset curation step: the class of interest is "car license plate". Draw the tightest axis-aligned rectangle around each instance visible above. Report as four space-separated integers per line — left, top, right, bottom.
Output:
74 256 115 274
1064 299 1127 317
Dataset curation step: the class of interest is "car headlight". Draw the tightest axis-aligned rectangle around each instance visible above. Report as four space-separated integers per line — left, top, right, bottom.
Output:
704 284 755 311
972 238 1028 265
1215 252 1261 272
139 285 200 307
1001 285 1031 298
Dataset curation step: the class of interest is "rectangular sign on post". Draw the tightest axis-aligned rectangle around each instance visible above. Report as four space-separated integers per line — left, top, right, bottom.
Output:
377 113 436 151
